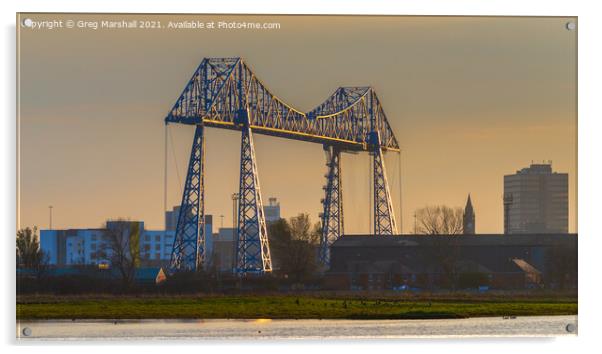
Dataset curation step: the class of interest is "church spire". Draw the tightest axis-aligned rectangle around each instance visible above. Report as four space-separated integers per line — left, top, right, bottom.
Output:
463 194 475 234
465 194 474 214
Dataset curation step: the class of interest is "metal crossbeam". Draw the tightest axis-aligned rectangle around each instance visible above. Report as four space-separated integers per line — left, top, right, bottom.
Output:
235 123 272 274
166 58 399 151
169 124 206 271
319 145 344 267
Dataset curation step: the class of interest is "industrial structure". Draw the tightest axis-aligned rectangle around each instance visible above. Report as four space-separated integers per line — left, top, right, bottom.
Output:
327 234 577 291
263 197 281 223
165 58 400 274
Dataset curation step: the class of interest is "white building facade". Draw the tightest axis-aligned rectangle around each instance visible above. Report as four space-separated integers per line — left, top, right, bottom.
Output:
40 218 212 267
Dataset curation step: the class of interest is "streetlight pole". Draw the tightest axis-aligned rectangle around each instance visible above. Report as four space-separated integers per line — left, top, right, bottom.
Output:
231 193 239 230
49 205 53 230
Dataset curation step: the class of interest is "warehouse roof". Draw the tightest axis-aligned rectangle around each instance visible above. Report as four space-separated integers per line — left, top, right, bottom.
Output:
331 234 577 248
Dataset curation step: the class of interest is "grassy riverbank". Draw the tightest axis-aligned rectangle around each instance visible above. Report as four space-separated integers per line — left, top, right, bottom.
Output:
17 293 577 320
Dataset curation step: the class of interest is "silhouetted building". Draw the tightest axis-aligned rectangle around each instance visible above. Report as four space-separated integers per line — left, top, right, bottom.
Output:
211 228 236 272
504 163 568 234
326 234 577 291
463 194 475 235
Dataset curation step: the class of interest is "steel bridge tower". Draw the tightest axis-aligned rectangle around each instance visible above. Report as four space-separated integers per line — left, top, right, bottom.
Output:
235 112 272 273
319 145 343 265
168 125 206 271
165 58 400 274
370 131 398 235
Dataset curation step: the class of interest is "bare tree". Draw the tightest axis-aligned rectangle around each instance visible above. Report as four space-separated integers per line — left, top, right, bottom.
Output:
415 205 464 235
96 220 141 288
16 226 49 278
268 213 320 282
289 213 320 245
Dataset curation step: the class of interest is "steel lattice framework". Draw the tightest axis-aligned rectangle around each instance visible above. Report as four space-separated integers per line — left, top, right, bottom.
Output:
166 58 400 273
169 125 205 271
236 123 272 273
371 133 398 235
319 146 343 266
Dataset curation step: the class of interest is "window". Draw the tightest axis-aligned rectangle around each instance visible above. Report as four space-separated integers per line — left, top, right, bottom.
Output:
144 244 150 251
155 235 161 242
145 235 150 242
155 244 161 251
155 253 161 260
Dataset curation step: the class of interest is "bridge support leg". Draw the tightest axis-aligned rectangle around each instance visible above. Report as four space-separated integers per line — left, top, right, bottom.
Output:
373 145 398 235
169 124 206 272
235 125 272 274
319 146 343 267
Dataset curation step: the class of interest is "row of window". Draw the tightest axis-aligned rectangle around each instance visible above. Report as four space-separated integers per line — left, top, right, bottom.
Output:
143 244 164 251
87 234 174 242
141 252 170 260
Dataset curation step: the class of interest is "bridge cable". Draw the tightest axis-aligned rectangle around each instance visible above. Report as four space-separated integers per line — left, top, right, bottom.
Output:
397 151 403 234
164 124 168 227
168 124 184 198
368 153 376 235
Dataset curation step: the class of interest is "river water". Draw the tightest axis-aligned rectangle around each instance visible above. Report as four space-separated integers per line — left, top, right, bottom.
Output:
17 315 577 340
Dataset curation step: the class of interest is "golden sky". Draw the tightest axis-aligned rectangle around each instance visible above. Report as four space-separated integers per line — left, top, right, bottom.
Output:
17 14 577 234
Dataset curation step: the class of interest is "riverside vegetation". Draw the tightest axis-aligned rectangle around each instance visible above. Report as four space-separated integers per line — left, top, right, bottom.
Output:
17 293 577 320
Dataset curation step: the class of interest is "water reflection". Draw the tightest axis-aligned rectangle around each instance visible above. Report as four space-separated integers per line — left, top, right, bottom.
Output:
17 315 577 340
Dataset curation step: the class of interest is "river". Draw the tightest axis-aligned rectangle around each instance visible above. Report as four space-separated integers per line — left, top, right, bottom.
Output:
17 315 577 340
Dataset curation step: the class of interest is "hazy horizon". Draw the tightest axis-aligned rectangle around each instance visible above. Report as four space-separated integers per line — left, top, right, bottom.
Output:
17 14 577 234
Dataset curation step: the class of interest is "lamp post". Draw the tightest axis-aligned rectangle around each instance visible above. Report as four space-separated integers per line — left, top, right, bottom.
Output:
49 205 53 230
231 193 239 230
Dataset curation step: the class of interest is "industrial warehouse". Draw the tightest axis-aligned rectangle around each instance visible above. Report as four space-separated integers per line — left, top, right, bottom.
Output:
326 234 577 291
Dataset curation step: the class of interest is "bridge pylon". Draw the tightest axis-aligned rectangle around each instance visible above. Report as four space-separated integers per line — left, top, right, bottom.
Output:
169 124 206 272
319 145 344 267
370 131 398 235
235 112 273 274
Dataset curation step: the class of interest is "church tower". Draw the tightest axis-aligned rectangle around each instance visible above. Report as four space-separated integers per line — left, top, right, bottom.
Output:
463 194 475 235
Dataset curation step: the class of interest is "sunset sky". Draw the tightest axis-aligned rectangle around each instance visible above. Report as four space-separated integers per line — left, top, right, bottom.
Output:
17 14 577 234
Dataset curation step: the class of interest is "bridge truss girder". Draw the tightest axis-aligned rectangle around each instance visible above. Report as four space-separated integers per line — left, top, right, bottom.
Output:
166 58 399 152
